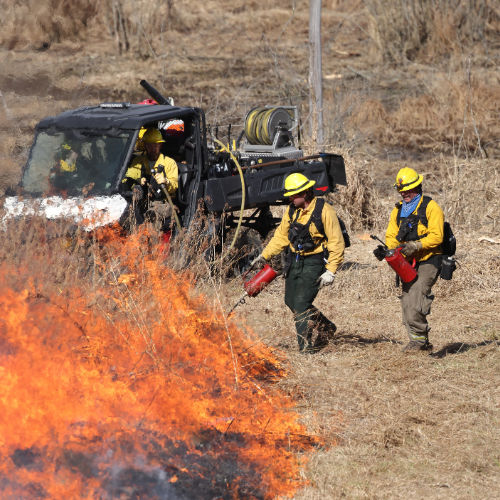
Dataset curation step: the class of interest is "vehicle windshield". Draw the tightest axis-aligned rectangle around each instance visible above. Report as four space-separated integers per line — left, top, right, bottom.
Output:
21 129 133 197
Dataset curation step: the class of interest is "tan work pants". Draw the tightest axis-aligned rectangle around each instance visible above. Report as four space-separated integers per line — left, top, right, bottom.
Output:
400 261 440 343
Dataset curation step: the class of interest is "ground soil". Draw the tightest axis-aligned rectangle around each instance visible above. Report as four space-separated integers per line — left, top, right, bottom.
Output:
0 1 499 498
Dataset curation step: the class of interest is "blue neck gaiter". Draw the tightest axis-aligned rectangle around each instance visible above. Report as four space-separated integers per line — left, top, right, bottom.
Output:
400 194 421 218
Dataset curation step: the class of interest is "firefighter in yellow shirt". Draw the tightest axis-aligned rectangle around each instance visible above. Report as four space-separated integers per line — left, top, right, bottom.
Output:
254 173 345 353
58 142 78 172
121 128 178 229
383 167 444 352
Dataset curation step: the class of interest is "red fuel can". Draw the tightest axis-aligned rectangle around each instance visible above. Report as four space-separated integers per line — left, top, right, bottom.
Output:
244 264 278 297
159 230 172 255
385 247 418 283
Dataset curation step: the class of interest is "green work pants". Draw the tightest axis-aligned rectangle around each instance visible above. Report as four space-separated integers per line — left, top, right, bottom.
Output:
284 256 332 350
401 260 440 344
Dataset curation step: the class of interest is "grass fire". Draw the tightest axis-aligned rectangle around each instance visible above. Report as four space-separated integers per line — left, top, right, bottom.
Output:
0 0 499 497
0 225 318 499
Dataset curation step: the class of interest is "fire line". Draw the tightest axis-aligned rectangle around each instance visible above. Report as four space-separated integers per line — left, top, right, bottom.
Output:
0 227 320 499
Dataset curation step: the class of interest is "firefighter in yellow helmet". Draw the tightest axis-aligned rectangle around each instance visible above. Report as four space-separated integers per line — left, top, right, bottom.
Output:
58 142 78 172
134 127 147 152
49 140 80 192
380 167 444 352
121 128 178 229
253 172 345 353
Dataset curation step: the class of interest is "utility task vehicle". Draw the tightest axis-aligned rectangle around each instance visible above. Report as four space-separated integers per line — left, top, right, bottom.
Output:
3 81 346 242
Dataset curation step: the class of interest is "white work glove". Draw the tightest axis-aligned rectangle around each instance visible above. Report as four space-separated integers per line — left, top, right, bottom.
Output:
250 253 266 268
154 171 169 186
318 269 335 288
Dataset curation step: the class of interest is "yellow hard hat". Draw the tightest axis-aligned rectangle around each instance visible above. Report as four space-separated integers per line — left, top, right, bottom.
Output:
135 127 147 151
394 167 423 191
284 172 316 196
142 128 165 144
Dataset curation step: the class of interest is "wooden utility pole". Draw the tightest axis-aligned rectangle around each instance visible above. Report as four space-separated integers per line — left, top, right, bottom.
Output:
309 0 324 147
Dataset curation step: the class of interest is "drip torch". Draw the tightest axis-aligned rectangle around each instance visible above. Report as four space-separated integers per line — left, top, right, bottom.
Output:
371 235 417 283
150 167 182 228
228 264 279 315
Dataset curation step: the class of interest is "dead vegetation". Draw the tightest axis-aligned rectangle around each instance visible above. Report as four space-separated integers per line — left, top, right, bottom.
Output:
0 0 499 498
232 205 499 499
1 0 499 163
0 0 100 49
348 64 500 157
329 149 385 231
364 0 498 64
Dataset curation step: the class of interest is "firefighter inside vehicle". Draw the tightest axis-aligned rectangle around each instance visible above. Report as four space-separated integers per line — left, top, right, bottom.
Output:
120 124 184 231
23 129 130 198
5 81 346 244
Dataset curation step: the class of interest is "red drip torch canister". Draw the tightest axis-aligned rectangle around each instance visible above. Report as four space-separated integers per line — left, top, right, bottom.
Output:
385 247 417 283
159 230 172 255
244 264 278 297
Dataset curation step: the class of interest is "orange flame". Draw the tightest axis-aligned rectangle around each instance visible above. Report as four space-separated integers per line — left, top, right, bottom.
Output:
0 226 317 498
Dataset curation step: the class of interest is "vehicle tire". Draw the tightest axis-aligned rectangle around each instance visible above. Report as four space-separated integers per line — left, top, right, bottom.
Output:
226 227 264 278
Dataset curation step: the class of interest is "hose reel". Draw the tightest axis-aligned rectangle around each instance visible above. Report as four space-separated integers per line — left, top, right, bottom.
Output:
244 107 294 146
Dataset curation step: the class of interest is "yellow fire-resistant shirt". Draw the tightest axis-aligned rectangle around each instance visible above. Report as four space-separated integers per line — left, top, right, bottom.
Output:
123 153 178 195
262 197 345 274
385 197 444 262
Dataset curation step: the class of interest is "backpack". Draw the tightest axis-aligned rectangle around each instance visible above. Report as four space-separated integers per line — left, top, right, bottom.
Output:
289 197 351 249
396 195 456 256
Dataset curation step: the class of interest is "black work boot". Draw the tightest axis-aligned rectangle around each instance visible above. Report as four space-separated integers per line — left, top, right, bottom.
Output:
313 333 329 351
312 308 337 339
301 344 317 354
297 333 307 352
402 340 433 352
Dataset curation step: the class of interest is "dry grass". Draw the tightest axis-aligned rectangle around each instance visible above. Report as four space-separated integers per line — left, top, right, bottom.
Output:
1 0 499 169
348 64 500 157
437 157 499 232
0 0 499 497
232 222 499 499
0 0 100 49
364 0 498 64
329 149 386 231
1 181 499 498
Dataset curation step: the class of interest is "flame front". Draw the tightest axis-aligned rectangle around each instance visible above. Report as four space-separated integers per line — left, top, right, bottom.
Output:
0 227 316 499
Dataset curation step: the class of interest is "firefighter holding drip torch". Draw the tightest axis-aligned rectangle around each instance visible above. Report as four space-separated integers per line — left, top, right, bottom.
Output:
252 173 345 353
120 128 178 230
374 167 444 352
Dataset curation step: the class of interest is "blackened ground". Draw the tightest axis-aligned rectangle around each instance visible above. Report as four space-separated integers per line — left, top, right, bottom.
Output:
7 426 308 499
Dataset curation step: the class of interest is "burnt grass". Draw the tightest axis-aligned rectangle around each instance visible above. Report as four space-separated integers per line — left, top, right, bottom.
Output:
8 427 301 500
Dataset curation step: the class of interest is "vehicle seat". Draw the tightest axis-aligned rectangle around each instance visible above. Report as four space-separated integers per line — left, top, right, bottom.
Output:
162 136 184 161
183 135 195 167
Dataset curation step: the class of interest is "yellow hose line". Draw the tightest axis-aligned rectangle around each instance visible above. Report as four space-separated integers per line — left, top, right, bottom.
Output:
261 108 274 145
160 185 182 229
213 138 245 250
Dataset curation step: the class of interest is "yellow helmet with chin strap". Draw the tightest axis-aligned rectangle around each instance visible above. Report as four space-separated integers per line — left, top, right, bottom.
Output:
283 173 316 196
142 128 165 144
394 167 423 191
